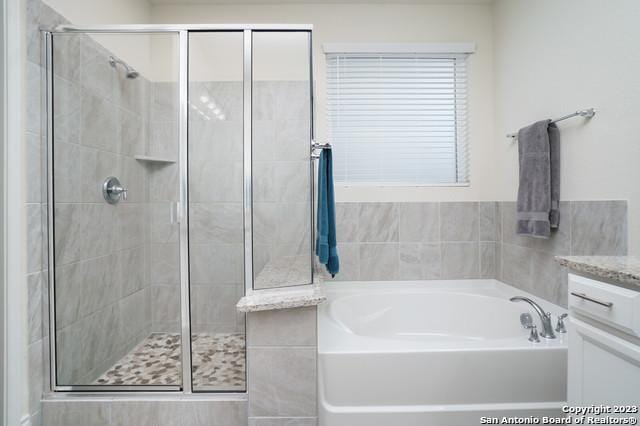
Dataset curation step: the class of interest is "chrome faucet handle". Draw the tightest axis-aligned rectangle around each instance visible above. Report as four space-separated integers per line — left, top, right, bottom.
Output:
525 324 540 343
112 184 128 201
510 296 556 339
555 313 568 333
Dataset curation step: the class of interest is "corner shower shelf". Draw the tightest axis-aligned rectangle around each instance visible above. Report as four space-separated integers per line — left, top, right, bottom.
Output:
134 155 177 164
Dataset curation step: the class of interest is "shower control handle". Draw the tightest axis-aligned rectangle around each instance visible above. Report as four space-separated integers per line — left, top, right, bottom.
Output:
102 176 128 204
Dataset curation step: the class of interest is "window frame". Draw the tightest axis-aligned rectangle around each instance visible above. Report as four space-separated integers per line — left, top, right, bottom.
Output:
324 43 475 187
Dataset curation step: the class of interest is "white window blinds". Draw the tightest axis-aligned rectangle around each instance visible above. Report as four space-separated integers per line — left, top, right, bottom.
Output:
326 51 470 185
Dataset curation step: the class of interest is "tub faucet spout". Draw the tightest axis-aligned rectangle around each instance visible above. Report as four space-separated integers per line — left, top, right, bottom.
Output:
510 296 556 339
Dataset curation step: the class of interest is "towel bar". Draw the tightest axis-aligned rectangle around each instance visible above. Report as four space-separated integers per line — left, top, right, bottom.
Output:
507 108 596 140
312 142 332 150
311 141 332 159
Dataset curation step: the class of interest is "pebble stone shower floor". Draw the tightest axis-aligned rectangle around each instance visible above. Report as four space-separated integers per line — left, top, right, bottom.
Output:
94 332 245 390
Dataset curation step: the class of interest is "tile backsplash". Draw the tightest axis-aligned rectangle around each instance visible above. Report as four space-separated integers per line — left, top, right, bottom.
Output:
325 200 628 306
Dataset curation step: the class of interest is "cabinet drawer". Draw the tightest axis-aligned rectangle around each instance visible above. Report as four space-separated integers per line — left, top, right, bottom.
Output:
568 274 640 336
568 317 640 406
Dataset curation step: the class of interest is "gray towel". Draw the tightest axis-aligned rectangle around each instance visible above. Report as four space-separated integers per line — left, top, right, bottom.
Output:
516 120 560 238
548 122 560 228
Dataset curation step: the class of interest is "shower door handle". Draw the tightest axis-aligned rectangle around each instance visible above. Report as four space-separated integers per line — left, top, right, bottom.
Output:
170 202 180 225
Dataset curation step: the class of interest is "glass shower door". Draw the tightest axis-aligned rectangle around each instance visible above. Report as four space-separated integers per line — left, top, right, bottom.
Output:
252 31 313 290
187 32 246 392
48 25 313 393
50 31 182 389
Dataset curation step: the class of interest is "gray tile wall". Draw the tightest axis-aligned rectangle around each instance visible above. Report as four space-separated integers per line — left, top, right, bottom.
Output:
247 307 317 425
42 399 248 426
498 200 627 306
328 201 499 282
324 200 628 307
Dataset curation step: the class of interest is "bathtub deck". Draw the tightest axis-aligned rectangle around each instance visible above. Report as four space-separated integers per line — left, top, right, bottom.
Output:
93 332 245 390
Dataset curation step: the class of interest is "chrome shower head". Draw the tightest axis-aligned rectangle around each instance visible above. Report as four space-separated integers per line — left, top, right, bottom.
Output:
109 56 139 79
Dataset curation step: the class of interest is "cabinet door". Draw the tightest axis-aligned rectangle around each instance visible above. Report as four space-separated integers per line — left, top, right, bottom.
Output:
569 317 640 407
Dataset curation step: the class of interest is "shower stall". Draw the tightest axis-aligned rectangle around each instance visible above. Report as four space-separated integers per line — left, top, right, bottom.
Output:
44 25 314 393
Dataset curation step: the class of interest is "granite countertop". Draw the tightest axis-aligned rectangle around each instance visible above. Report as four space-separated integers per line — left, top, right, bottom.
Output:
236 284 326 313
555 255 640 288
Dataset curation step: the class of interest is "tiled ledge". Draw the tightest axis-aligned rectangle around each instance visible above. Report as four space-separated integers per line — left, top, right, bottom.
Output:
236 284 326 313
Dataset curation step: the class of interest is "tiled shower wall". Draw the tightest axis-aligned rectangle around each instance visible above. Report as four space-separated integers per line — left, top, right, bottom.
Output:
328 200 628 306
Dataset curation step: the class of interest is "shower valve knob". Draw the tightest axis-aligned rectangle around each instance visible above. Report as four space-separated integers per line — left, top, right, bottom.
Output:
103 176 128 204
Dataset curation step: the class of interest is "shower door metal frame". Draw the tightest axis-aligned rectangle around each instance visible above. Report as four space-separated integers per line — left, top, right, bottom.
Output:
44 24 314 394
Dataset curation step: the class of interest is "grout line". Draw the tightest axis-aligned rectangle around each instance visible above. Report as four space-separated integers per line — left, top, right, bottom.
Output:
568 200 574 256
53 244 148 268
55 286 150 334
499 202 504 280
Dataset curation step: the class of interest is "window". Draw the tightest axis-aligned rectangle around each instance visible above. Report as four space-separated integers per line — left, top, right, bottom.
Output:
325 44 473 185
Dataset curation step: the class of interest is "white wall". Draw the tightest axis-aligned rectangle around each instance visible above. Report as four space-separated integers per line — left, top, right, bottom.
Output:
41 0 638 253
6 0 29 423
44 0 150 23
493 0 640 255
37 1 496 202
0 0 5 419
43 0 154 76
150 3 495 203
179 31 309 83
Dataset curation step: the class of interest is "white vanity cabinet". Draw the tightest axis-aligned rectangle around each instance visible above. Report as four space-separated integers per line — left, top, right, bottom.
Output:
567 274 640 407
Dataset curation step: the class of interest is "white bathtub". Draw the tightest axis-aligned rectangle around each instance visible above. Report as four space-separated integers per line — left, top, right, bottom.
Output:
318 280 568 426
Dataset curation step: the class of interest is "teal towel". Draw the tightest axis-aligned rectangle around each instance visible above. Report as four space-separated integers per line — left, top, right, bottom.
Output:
316 149 339 277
